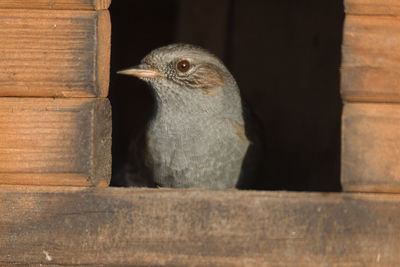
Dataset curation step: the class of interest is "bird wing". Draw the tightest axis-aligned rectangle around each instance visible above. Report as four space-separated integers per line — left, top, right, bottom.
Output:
117 127 157 187
235 99 266 189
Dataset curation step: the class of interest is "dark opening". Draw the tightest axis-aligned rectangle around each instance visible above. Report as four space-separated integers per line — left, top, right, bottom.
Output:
109 0 344 191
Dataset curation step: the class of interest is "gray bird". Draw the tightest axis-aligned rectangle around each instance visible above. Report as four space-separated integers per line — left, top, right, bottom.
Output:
117 43 264 189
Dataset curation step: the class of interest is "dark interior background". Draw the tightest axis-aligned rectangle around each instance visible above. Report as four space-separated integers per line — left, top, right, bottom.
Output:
109 0 344 191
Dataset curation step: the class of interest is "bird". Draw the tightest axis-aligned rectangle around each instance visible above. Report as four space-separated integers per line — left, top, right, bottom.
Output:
117 43 264 189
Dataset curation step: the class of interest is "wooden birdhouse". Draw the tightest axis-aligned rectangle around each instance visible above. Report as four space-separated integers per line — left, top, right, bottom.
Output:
1 0 400 266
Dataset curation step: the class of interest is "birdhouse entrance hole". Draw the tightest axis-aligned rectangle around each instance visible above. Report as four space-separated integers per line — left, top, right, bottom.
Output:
109 0 344 191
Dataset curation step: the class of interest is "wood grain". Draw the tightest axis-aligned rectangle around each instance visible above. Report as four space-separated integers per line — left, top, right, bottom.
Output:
0 0 111 10
0 98 111 186
0 9 110 97
342 103 400 192
345 0 400 15
341 15 400 102
96 10 111 96
1 186 400 266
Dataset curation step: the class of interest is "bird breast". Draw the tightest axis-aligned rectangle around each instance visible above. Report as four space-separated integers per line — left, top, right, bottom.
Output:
145 114 250 182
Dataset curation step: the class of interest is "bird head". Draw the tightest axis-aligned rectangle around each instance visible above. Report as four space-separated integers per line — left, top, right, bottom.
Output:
118 44 242 116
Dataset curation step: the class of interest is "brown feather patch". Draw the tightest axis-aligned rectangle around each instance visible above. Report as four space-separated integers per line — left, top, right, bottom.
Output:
175 63 225 90
201 88 217 95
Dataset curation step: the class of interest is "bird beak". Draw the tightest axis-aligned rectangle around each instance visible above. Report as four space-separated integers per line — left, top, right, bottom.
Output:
117 64 165 78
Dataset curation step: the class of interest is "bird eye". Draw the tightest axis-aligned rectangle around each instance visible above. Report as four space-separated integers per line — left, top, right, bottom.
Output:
177 60 190 72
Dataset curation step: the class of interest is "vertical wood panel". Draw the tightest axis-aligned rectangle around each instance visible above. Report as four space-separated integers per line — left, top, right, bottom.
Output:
96 10 111 97
341 0 400 192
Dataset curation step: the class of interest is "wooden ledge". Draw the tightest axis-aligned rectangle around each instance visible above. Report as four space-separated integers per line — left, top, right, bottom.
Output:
1 186 400 266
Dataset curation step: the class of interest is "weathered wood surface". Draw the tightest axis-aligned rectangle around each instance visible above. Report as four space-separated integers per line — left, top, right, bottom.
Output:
0 9 110 97
0 0 111 10
1 186 400 266
96 10 111 96
0 98 111 186
345 0 400 15
341 15 400 102
342 103 400 192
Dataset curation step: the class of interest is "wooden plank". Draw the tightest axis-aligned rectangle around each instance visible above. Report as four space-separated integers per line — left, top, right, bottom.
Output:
0 98 111 186
1 186 400 266
0 9 110 97
342 103 400 192
0 0 111 10
345 0 400 15
96 10 111 96
341 15 400 102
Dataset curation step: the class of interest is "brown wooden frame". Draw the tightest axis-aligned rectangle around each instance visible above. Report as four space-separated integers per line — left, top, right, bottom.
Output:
1 0 400 266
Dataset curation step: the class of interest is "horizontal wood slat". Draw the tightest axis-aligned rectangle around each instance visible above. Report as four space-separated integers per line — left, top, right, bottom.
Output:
0 0 111 10
341 15 400 102
342 103 400 192
1 187 400 266
345 0 400 15
0 98 111 186
0 9 110 97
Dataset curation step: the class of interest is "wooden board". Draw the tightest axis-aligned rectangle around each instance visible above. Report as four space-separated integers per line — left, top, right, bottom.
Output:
0 98 111 186
341 15 400 102
342 103 400 192
345 0 400 15
1 186 400 266
0 9 110 97
0 0 111 10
